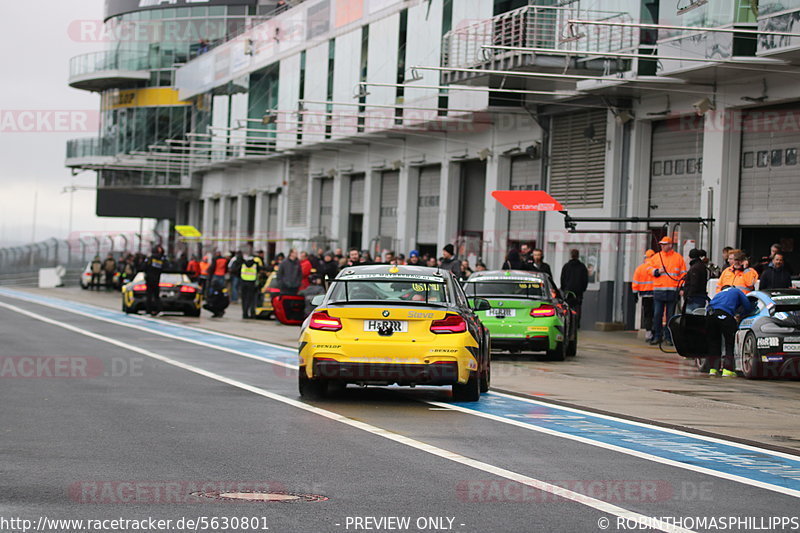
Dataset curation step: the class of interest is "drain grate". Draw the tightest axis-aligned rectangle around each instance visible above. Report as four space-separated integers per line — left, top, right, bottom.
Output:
193 490 328 503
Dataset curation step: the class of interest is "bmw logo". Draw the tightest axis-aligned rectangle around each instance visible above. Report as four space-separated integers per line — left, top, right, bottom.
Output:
497 302 504 307
382 310 390 317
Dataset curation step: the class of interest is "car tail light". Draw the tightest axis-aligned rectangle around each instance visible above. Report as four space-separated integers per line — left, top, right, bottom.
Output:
83 273 91 277
430 314 467 334
531 305 556 317
159 282 174 288
309 311 342 331
267 288 280 293
179 286 196 293
132 284 147 292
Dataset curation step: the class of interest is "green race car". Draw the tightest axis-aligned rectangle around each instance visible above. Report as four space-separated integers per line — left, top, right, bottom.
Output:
464 270 578 361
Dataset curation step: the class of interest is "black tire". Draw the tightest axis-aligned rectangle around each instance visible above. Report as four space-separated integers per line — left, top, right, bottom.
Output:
452 371 481 402
740 332 762 379
185 309 201 317
123 304 135 314
479 363 491 393
695 357 712 373
566 330 578 357
298 372 328 399
546 341 566 361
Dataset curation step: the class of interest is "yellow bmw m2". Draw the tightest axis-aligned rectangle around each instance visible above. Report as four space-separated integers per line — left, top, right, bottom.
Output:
298 265 492 402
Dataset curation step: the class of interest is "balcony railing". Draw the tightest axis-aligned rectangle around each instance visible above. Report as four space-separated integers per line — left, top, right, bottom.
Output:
757 3 800 56
442 5 637 70
69 51 150 79
66 137 116 160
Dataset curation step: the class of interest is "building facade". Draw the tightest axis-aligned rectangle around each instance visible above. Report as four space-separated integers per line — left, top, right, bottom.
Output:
66 0 800 325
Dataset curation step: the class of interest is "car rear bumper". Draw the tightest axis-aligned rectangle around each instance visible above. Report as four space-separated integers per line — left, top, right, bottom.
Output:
310 359 460 385
491 336 551 352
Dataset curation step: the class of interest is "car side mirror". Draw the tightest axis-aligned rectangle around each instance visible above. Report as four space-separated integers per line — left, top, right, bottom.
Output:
311 295 325 307
471 298 491 311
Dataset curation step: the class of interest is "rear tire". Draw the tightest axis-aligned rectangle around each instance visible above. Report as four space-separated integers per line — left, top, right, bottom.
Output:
566 331 578 357
740 332 762 379
298 372 328 399
452 371 480 402
479 364 491 393
185 309 201 317
547 341 566 361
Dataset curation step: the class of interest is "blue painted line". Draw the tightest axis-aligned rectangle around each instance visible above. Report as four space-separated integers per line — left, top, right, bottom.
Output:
457 393 800 494
3 288 800 496
0 288 296 367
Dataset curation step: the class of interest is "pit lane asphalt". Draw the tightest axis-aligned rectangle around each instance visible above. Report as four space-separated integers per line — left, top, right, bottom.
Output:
1 295 799 533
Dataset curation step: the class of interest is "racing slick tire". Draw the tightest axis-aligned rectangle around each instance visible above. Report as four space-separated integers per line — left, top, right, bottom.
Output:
452 371 480 402
566 332 578 357
740 331 763 380
546 341 567 361
479 364 491 393
298 372 328 399
122 304 135 314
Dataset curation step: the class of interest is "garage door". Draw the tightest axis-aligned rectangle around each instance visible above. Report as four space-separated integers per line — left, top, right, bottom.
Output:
416 165 440 245
739 108 800 225
267 193 278 239
379 170 399 241
349 174 365 215
508 155 542 237
318 178 333 235
549 110 606 209
649 118 704 218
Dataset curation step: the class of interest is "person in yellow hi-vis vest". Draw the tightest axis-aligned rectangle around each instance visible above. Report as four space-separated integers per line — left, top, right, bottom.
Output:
239 255 260 319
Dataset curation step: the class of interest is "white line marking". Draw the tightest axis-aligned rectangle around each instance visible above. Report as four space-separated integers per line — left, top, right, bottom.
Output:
0 300 693 533
4 289 800 499
0 290 295 370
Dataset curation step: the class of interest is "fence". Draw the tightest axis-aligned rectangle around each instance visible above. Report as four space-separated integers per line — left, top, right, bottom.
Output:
0 232 162 286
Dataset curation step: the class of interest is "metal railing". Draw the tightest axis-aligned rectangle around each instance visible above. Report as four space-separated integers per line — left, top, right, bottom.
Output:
442 4 637 69
69 50 151 79
66 137 116 160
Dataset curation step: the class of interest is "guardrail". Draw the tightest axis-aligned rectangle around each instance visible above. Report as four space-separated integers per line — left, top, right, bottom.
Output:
69 50 152 79
442 4 637 70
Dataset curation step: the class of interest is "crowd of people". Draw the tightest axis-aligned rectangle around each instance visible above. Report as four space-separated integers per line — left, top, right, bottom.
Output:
632 239 796 376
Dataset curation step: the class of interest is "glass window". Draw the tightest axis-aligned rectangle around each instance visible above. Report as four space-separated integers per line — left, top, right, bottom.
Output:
176 7 191 18
160 8 176 19
687 158 697 173
742 152 754 168
191 7 207 17
228 6 246 15
464 281 545 299
652 161 662 176
329 279 449 304
675 159 685 175
209 6 226 16
757 151 769 167
697 157 703 173
771 149 783 167
787 148 798 165
663 160 673 175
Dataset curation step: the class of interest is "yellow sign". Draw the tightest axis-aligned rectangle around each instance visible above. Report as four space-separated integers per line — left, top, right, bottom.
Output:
174 225 202 238
102 88 192 110
527 326 549 332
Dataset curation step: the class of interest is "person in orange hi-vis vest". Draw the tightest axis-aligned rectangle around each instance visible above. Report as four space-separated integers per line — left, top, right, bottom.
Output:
632 249 656 342
646 236 687 346
718 249 759 294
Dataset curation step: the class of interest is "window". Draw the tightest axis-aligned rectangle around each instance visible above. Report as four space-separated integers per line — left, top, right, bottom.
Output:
675 159 685 175
329 279 449 304
757 151 769 167
464 281 545 299
742 152 754 168
787 148 798 166
687 158 697 173
652 161 662 176
771 149 783 167
663 160 673 175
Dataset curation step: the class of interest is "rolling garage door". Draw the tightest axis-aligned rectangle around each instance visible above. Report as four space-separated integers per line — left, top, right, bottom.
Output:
649 118 704 218
549 110 606 209
739 109 800 225
379 171 399 242
349 175 365 215
267 193 278 238
318 178 333 235
508 155 542 236
416 165 440 245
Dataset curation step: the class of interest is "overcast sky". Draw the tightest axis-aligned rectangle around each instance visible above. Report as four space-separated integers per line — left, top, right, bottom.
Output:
0 1 148 247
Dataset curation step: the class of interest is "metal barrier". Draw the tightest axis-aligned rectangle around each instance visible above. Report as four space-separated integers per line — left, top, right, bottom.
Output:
442 4 637 70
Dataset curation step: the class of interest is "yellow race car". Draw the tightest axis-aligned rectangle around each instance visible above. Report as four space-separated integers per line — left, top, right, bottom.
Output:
298 265 492 402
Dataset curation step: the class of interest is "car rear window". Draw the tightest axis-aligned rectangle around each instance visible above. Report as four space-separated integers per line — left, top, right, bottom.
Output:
771 294 800 312
329 279 449 304
465 281 545 299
